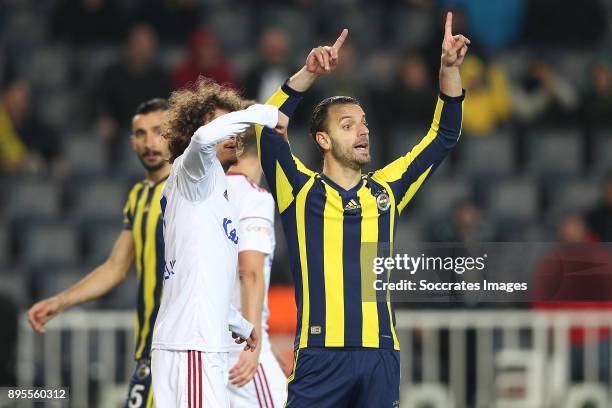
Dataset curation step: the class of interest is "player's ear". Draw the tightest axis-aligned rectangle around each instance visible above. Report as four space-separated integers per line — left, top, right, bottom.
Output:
128 134 138 151
315 131 330 152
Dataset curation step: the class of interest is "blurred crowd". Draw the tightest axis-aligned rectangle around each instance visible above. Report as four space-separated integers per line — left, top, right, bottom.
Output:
1 0 612 292
1 0 612 391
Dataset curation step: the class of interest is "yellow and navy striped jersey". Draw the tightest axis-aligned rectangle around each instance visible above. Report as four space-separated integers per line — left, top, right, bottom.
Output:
256 84 464 350
122 177 167 360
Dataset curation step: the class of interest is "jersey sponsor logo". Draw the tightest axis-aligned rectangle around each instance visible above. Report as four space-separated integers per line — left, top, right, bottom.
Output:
223 218 239 244
163 260 176 281
310 326 322 335
344 198 361 212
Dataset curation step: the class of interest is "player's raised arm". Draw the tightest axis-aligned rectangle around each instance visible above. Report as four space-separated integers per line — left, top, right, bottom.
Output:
440 11 469 96
257 28 349 134
286 28 348 93
372 11 468 214
181 104 280 180
256 30 348 205
175 104 283 202
27 230 134 333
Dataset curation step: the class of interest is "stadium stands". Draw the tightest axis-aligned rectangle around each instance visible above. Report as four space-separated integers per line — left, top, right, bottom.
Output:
0 0 610 339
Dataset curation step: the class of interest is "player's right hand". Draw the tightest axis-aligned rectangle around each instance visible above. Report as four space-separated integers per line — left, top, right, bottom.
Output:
305 29 348 74
27 296 63 333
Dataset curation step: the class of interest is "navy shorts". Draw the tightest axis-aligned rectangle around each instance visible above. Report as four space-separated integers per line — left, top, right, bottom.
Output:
124 360 154 408
285 348 400 408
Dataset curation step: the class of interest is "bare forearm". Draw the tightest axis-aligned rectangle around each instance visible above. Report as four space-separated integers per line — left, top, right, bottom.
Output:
240 269 264 339
57 261 130 309
287 66 320 92
439 66 462 97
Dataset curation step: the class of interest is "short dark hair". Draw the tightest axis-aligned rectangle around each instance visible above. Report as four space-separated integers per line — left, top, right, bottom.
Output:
135 98 169 115
309 96 361 147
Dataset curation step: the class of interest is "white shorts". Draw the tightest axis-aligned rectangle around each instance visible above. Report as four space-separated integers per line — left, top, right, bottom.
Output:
228 336 287 408
151 349 229 408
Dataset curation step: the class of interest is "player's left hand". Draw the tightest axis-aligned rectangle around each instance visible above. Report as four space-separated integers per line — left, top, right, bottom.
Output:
441 11 470 68
273 111 289 140
232 328 259 352
228 346 261 387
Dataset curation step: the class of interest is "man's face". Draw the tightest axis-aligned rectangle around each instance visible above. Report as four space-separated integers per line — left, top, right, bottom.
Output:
206 108 239 169
321 104 370 170
130 110 170 172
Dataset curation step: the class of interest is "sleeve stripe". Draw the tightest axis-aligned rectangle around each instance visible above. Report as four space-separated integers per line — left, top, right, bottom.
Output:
275 161 294 213
373 97 444 184
256 88 290 162
397 164 433 213
293 155 315 177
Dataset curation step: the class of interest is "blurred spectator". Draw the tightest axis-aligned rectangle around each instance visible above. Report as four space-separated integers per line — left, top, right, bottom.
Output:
511 60 579 126
318 42 373 127
585 171 612 242
136 0 199 44
0 83 27 172
379 53 437 127
172 29 238 90
531 213 612 382
93 24 170 160
582 61 612 130
524 0 607 48
52 0 127 46
243 28 294 103
440 0 524 52
460 55 512 135
0 80 63 174
431 200 497 243
323 42 363 99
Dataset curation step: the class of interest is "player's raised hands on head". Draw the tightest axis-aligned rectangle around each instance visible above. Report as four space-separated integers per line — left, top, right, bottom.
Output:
306 29 348 74
441 12 470 68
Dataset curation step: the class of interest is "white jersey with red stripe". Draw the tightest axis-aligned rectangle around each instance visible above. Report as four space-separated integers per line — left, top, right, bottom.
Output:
227 172 276 338
226 173 287 407
151 105 279 354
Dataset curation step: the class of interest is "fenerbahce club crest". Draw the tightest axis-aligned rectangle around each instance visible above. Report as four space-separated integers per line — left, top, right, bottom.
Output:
136 362 151 380
376 190 391 211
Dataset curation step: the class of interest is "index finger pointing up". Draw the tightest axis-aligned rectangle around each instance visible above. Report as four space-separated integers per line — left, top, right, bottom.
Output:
332 28 349 51
445 11 453 38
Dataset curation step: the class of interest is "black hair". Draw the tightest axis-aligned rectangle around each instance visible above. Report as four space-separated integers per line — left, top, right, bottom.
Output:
309 96 361 136
134 98 169 115
309 96 361 149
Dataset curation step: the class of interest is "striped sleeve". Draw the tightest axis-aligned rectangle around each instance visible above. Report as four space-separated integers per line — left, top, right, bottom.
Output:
122 199 132 230
372 91 465 214
122 183 142 230
256 83 314 214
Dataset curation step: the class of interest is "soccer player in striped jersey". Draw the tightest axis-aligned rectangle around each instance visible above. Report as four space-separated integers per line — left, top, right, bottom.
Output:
257 13 469 407
27 98 171 408
226 129 287 407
